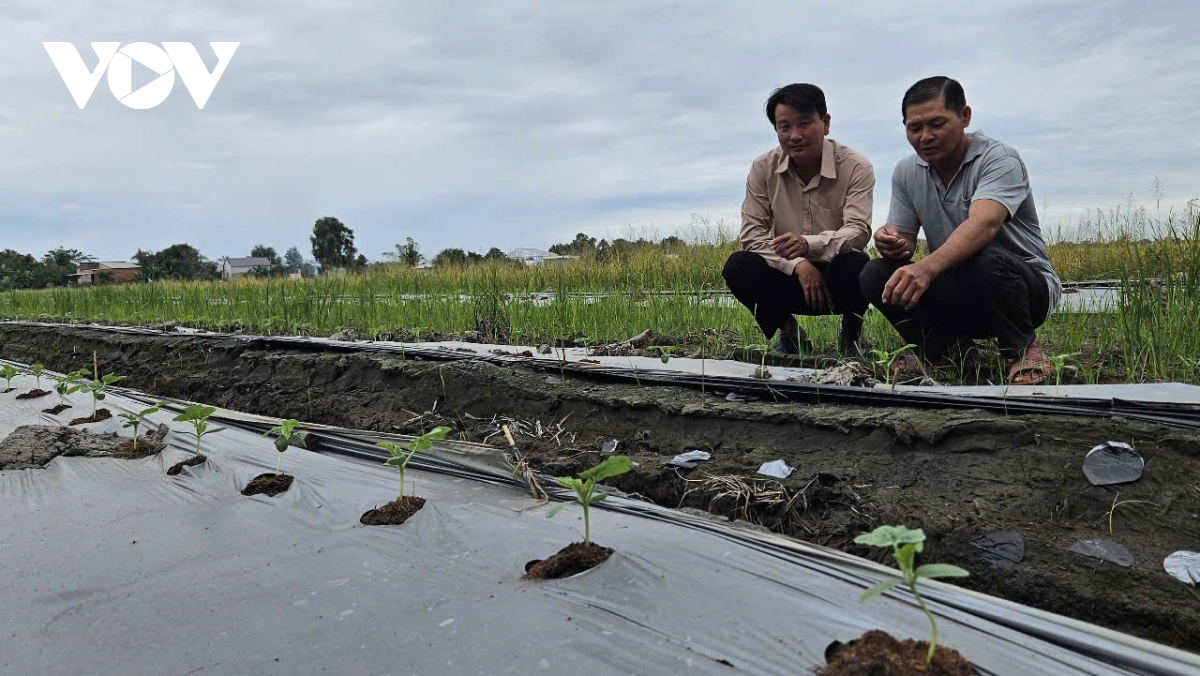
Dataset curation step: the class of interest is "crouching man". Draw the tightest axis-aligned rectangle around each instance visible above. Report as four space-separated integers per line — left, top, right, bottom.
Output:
722 83 874 355
860 76 1062 384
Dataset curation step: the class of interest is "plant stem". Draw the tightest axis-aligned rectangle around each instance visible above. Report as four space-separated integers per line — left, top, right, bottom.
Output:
583 504 591 546
911 584 939 663
276 451 283 474
398 467 405 500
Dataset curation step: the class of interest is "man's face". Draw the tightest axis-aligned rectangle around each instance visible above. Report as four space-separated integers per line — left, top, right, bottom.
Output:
904 95 971 165
774 104 829 168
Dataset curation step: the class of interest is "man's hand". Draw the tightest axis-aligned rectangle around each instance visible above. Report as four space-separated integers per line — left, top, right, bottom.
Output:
882 261 936 310
795 260 830 313
873 225 912 260
770 233 808 260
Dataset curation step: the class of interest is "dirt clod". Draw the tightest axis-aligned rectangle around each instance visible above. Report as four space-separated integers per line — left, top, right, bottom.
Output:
0 424 166 470
167 454 207 475
242 473 295 497
815 630 971 676
360 496 425 525
43 403 70 415
524 541 613 579
68 408 112 426
15 389 51 400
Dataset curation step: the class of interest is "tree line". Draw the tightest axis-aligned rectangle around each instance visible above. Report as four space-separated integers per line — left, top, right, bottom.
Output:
0 218 700 290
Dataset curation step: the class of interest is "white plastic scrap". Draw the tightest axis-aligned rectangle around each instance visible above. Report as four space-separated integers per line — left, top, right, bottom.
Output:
669 450 711 468
757 459 794 479
1164 551 1200 585
601 439 620 453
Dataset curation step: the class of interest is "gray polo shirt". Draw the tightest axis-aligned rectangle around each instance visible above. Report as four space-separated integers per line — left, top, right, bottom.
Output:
886 131 1062 315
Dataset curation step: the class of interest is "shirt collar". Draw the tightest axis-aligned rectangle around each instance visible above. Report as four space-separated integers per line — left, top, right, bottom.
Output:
774 138 837 180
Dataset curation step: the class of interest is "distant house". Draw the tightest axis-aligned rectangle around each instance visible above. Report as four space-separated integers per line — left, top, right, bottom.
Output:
507 248 568 265
220 257 272 280
70 261 140 286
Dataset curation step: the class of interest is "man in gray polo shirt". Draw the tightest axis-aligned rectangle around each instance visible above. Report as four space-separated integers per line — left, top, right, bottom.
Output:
859 76 1062 385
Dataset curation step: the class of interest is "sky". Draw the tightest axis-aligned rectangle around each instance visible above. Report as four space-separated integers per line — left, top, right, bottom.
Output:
2 0 1198 264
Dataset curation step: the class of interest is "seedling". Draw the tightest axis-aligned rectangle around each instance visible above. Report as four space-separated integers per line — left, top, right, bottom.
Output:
264 419 307 474
855 525 969 663
0 364 18 391
650 345 678 364
51 369 90 407
30 364 44 390
80 373 126 418
744 342 771 378
172 404 225 456
871 343 918 390
1049 351 1080 393
547 455 636 546
117 401 168 451
376 426 451 499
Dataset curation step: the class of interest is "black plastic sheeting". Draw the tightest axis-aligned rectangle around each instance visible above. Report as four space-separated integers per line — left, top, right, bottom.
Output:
2 369 1200 675
7 320 1200 430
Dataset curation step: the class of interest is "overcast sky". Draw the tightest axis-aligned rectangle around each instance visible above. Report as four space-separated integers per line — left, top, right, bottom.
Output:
2 1 1197 263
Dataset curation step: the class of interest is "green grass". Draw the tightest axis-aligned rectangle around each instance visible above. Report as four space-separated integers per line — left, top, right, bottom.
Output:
2 209 1198 385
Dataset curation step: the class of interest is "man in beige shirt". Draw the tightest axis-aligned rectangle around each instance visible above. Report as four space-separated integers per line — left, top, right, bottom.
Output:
722 83 875 355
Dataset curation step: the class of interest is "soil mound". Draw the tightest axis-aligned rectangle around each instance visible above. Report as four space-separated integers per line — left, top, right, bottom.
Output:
360 496 425 525
525 542 613 579
0 423 167 470
242 473 294 496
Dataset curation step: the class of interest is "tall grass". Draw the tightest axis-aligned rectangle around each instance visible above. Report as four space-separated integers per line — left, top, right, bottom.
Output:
1 209 1197 384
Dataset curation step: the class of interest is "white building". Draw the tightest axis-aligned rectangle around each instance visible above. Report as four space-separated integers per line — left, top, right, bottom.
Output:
220 257 272 280
507 248 567 265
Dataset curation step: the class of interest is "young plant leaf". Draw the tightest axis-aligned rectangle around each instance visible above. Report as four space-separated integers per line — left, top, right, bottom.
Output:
859 578 904 603
578 455 634 482
914 564 970 579
854 525 926 548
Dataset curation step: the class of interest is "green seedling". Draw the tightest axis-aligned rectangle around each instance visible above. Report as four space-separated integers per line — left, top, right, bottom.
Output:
855 525 969 663
0 364 18 391
264 419 307 474
80 373 126 417
650 345 678 364
51 369 90 407
30 364 44 390
547 455 637 546
117 401 168 451
871 343 918 390
376 426 451 500
172 404 225 456
1049 351 1081 393
744 342 771 378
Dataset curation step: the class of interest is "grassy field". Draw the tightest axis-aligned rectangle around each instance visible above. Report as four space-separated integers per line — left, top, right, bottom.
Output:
3 208 1198 385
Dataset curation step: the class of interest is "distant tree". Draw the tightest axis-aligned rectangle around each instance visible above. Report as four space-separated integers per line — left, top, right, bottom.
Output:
0 249 38 290
248 244 285 277
383 237 421 267
133 244 220 282
37 248 92 287
467 251 484 263
284 246 305 271
355 253 368 270
432 248 469 268
659 236 686 252
310 217 358 271
549 232 598 257
484 247 507 261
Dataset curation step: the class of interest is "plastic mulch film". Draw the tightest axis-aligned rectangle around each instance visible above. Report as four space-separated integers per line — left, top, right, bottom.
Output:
1 369 1199 675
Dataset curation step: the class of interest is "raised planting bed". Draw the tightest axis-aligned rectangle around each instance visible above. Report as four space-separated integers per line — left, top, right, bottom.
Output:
2 379 1197 676
1 323 1199 654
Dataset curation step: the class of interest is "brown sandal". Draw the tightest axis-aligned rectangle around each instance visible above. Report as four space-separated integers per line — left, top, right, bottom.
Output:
1007 342 1053 386
890 351 923 380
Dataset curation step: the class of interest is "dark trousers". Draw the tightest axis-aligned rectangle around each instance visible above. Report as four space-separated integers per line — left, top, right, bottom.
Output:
859 244 1050 361
722 250 870 340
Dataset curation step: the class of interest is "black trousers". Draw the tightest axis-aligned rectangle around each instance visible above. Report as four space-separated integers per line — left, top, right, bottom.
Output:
722 250 870 339
859 244 1050 361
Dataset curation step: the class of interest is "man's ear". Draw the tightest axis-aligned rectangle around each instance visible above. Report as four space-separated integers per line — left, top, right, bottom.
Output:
822 114 831 135
960 105 972 129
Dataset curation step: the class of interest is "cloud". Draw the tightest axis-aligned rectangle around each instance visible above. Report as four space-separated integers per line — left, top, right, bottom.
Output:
1 0 1197 262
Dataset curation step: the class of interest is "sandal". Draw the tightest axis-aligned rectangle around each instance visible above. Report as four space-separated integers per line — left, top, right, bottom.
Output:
1007 341 1053 386
890 350 923 380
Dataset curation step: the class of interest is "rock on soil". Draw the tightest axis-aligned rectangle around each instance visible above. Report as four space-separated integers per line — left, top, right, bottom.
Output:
0 423 168 470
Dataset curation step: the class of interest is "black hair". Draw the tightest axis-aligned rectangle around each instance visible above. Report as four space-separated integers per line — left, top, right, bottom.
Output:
901 76 966 119
765 83 827 126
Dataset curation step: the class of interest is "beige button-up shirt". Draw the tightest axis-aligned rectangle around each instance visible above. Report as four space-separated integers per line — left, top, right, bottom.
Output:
740 138 874 275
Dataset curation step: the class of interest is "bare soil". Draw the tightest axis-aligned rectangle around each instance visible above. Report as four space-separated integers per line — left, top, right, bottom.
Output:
68 408 112 426
242 472 294 496
0 423 167 470
360 496 425 525
525 541 613 579
44 403 71 415
0 324 1198 652
816 630 971 676
16 389 50 400
167 454 207 475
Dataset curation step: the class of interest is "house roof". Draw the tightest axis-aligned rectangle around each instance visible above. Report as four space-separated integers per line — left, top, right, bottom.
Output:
225 257 271 268
507 248 562 259
94 261 140 269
